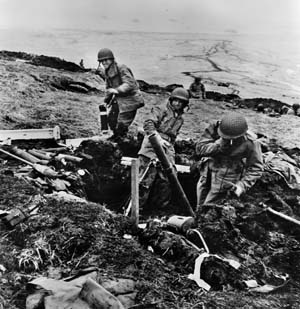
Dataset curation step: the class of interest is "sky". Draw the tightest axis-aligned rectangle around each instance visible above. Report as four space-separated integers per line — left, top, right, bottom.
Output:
0 0 300 34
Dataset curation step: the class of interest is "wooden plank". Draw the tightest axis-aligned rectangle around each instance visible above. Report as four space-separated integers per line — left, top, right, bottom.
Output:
121 156 190 173
64 133 113 148
0 126 60 141
131 159 139 227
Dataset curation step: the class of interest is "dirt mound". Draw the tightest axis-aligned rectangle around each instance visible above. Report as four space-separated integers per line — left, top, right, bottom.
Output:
1 146 300 308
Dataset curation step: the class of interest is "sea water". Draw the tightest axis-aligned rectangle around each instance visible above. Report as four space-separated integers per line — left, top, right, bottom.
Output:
0 28 299 105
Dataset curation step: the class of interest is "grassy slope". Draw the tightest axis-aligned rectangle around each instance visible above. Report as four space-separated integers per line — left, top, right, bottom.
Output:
1 59 300 148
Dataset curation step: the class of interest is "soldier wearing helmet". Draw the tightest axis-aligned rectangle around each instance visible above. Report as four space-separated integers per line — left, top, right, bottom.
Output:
195 112 263 206
286 103 300 116
96 48 144 137
137 87 190 211
189 77 206 99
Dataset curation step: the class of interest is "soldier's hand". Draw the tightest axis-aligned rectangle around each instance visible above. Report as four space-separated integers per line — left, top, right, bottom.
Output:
104 93 115 104
233 184 243 197
216 138 231 152
107 88 118 95
156 133 170 148
223 181 235 191
223 181 243 198
161 139 171 148
93 66 105 78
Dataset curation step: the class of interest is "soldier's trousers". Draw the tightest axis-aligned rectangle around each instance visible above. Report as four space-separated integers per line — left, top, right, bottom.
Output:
138 155 171 210
108 102 137 135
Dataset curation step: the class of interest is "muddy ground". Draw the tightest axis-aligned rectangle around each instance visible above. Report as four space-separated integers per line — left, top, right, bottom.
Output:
1 51 300 309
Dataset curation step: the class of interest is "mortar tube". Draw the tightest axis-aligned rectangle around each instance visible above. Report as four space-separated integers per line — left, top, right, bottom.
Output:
0 148 58 178
11 146 40 164
148 133 195 217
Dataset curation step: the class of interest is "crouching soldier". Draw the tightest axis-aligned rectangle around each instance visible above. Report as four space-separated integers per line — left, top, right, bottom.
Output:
286 103 300 116
195 112 263 207
138 87 190 210
189 77 206 99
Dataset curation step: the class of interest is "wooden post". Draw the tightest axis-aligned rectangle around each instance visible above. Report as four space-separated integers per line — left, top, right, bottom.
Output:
131 159 139 227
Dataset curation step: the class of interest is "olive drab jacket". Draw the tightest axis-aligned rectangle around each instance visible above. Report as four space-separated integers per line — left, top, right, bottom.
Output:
105 62 144 113
138 101 184 164
195 120 263 196
189 82 206 99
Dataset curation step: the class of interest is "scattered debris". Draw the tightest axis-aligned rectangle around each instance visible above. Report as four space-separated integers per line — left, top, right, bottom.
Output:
0 126 61 142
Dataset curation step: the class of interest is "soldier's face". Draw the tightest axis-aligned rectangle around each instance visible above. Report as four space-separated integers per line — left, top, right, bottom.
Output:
99 59 113 70
171 99 185 111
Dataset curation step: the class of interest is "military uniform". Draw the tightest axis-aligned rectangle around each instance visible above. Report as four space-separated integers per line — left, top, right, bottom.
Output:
286 106 300 116
104 62 144 133
195 120 263 205
138 101 184 209
189 80 206 99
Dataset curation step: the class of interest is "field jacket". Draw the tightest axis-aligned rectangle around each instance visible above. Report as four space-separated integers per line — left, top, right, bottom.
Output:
195 120 263 193
138 102 184 163
105 62 144 113
189 82 206 99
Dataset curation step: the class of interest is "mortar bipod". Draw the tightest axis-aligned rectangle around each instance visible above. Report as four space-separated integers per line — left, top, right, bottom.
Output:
124 159 156 216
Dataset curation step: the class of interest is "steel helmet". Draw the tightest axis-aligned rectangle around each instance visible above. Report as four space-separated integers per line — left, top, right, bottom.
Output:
256 103 264 112
218 112 248 139
170 87 190 103
97 48 114 62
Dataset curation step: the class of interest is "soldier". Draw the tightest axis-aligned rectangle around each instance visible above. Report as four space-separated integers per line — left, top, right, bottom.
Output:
286 103 300 116
96 48 144 137
79 59 85 69
189 77 206 99
195 112 263 206
138 87 190 210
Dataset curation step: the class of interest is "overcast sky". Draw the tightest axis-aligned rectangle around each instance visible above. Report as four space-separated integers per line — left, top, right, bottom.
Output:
1 0 299 34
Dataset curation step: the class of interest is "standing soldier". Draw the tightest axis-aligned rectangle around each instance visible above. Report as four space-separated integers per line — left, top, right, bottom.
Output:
189 77 206 100
96 48 144 137
138 87 190 210
79 59 85 69
195 112 263 206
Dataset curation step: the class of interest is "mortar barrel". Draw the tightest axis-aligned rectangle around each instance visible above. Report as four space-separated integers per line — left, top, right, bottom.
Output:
148 133 195 217
11 146 40 164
